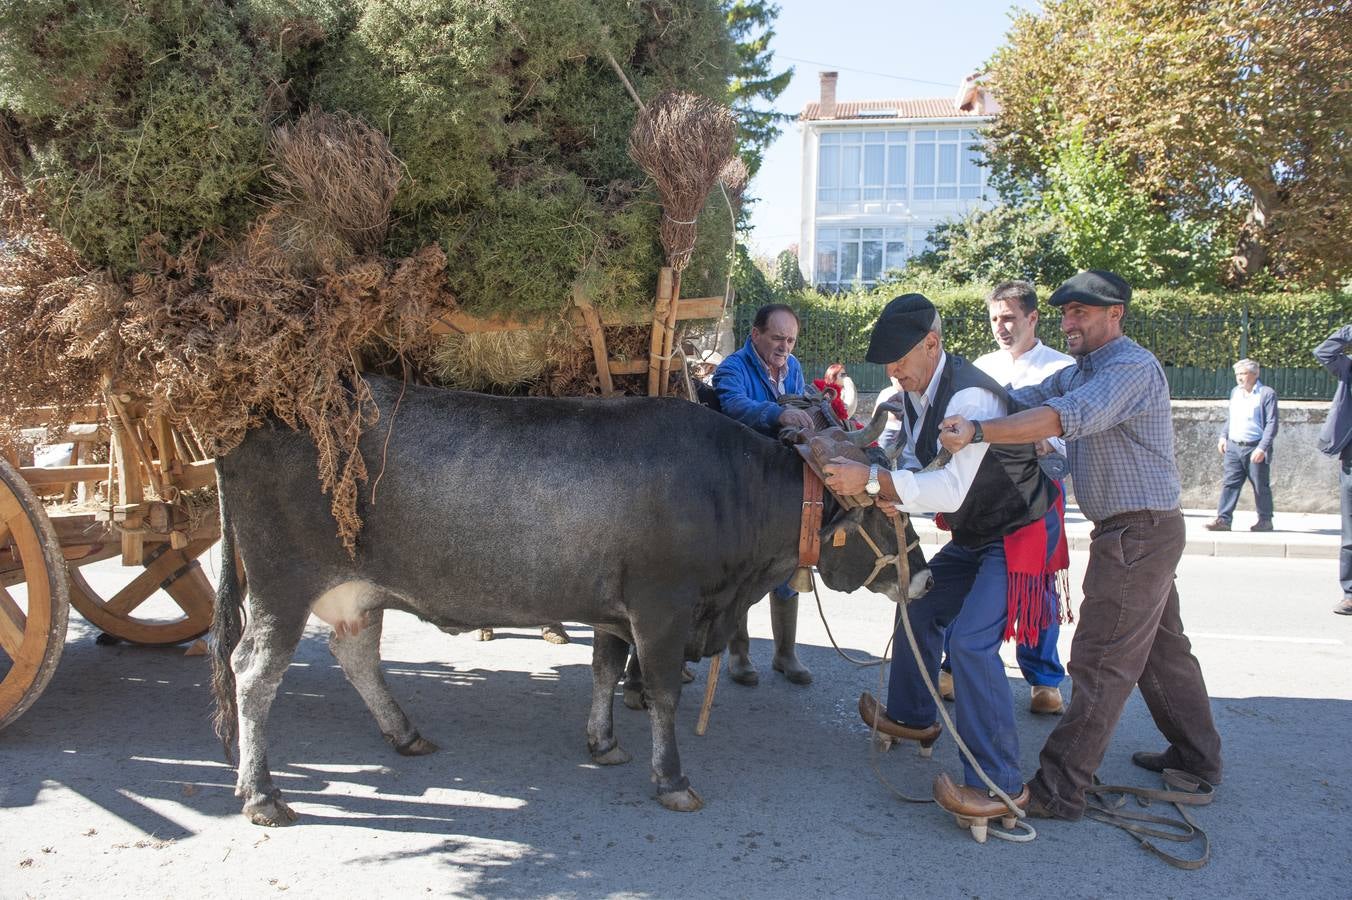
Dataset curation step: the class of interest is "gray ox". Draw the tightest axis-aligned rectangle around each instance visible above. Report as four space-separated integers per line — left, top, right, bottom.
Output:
210 375 928 826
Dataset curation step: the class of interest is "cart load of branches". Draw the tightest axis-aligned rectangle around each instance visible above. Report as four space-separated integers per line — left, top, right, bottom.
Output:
0 1 744 549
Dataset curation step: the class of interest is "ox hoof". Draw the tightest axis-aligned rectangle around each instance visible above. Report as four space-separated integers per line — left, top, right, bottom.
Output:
540 624 570 645
622 687 646 711
476 628 494 641
680 665 695 684
590 743 632 766
393 734 439 757
244 796 298 827
657 786 704 812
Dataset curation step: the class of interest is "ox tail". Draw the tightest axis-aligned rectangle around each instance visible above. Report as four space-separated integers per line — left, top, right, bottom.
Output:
210 462 245 764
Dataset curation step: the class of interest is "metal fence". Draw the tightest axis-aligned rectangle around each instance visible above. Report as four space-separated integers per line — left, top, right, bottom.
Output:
732 305 1345 400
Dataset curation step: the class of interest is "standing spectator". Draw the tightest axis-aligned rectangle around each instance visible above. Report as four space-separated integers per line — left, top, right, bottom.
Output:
712 304 814 685
970 281 1074 715
1314 327 1352 615
814 363 854 425
1205 359 1278 532
938 270 1223 820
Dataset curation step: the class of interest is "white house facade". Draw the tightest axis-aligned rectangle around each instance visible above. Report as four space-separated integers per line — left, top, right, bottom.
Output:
798 72 997 291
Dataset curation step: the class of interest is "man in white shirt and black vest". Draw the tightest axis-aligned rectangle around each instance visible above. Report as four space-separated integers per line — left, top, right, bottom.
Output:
823 293 1069 828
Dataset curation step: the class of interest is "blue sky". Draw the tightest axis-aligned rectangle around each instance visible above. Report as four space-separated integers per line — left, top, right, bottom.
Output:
744 0 1037 257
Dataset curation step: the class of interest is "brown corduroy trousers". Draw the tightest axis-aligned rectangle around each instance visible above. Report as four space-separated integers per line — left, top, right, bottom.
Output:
1029 509 1224 819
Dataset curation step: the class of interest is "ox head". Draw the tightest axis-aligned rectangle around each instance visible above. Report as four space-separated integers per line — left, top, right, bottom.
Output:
796 427 932 603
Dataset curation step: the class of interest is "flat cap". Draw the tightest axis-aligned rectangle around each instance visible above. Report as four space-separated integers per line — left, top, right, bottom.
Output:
866 293 938 364
1048 270 1131 308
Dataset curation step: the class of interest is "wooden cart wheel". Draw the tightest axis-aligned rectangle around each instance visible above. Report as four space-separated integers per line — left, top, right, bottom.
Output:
66 538 217 647
0 457 70 731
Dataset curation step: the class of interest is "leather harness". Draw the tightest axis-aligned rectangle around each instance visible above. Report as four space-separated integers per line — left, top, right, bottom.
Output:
797 462 824 569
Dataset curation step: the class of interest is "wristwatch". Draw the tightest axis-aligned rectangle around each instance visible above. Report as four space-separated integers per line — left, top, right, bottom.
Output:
970 420 985 444
865 464 881 496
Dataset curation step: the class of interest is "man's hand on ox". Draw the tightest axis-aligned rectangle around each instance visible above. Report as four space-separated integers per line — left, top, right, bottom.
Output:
875 498 902 518
822 456 870 496
939 415 975 453
778 407 815 431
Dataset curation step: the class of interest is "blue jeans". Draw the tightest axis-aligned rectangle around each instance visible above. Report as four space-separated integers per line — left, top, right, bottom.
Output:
1341 455 1352 597
887 539 1021 795
1216 439 1273 522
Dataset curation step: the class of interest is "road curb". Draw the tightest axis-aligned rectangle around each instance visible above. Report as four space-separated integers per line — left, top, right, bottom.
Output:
911 521 1337 560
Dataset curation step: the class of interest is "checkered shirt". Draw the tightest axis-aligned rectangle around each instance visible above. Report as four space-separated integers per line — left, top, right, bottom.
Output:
1008 335 1181 523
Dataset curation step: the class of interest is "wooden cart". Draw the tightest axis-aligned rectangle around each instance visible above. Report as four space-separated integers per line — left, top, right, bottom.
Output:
0 393 221 730
0 272 726 731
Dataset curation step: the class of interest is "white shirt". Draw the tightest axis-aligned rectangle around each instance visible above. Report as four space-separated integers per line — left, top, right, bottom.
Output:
1227 381 1267 442
974 340 1074 455
878 351 1004 514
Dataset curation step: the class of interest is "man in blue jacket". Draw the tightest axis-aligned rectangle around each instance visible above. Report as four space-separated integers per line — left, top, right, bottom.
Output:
713 303 816 685
1315 326 1352 615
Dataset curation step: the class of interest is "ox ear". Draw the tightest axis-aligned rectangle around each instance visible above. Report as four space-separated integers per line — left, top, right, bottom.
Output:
821 506 865 541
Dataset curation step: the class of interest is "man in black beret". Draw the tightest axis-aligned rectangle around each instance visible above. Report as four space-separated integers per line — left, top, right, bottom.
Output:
938 270 1223 823
823 293 1068 837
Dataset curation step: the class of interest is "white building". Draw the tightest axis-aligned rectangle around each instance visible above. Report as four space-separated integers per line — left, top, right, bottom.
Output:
798 72 998 291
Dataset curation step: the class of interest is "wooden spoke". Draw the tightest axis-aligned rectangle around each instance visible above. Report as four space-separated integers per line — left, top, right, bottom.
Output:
0 585 26 658
0 458 70 731
67 537 217 647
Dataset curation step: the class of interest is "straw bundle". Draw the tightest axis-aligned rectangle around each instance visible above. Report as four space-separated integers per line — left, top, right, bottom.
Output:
627 92 736 273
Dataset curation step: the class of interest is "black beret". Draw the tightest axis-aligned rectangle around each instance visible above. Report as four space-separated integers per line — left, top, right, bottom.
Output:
1048 270 1131 308
866 293 938 364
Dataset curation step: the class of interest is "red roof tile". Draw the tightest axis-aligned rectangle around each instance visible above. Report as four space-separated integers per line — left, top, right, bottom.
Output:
800 98 989 122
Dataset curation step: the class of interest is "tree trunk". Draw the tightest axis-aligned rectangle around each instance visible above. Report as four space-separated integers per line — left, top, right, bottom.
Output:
1225 189 1274 288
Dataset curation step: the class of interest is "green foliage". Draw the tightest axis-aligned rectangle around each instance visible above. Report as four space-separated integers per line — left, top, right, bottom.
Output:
730 240 775 308
763 282 1352 374
1 1 280 272
1039 130 1223 289
1 0 754 314
984 0 1352 287
724 1 793 181
773 248 804 292
909 204 1074 287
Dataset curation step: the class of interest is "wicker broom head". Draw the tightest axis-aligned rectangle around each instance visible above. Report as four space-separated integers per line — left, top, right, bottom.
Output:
627 91 736 272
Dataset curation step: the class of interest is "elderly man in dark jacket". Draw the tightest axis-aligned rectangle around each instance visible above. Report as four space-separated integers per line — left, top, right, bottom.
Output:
1315 326 1352 615
1205 358 1278 532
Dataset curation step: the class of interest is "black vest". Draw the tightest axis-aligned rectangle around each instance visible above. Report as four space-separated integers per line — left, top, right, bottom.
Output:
914 356 1054 547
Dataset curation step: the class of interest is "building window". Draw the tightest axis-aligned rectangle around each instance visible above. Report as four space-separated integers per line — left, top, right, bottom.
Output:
912 129 984 201
817 131 915 215
816 226 922 291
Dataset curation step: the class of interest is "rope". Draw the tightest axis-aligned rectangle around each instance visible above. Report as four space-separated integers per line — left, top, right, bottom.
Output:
805 496 1034 840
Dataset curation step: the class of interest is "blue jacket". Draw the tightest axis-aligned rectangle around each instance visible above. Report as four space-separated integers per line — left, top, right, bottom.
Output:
713 336 804 437
1316 325 1352 459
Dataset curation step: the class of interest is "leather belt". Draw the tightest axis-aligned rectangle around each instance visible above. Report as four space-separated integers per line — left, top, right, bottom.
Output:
798 462 824 568
1095 508 1181 530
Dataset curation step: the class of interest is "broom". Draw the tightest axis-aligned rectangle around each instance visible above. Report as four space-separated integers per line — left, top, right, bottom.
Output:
628 91 736 396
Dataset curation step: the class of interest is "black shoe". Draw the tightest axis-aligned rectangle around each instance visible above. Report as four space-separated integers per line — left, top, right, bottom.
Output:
1131 750 1222 785
1250 520 1273 532
1203 519 1230 532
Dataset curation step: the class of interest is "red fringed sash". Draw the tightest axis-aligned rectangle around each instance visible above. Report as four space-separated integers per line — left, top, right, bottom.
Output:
935 487 1071 646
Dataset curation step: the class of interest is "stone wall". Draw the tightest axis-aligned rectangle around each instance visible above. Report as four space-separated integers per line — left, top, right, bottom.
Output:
856 393 1339 514
1172 399 1337 514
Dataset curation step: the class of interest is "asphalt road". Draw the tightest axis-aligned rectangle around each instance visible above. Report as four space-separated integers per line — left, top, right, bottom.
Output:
2 549 1350 899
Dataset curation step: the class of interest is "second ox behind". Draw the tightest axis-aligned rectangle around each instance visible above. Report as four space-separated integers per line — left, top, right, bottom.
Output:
211 374 929 826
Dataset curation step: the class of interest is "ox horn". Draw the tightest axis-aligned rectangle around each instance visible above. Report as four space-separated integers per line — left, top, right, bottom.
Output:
844 398 906 447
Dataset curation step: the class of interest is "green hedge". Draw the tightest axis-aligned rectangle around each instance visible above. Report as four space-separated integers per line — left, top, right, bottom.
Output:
750 282 1352 370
